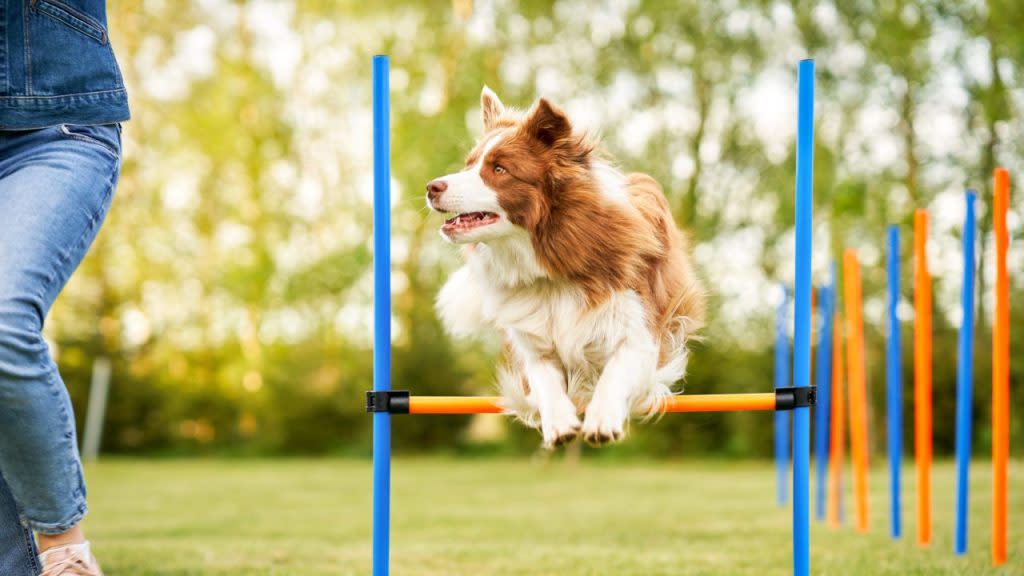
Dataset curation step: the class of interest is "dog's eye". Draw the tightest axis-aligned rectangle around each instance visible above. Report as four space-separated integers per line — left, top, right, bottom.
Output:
494 164 507 174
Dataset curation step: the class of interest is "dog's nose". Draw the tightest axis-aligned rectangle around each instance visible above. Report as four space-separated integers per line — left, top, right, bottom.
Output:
426 179 448 204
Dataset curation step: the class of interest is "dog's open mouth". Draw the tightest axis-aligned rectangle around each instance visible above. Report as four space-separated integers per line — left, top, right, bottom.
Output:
442 212 500 234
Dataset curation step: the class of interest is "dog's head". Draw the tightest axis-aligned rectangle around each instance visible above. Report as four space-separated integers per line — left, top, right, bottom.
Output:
426 87 594 244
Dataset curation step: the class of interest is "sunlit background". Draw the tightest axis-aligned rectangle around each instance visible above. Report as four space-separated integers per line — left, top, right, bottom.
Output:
51 0 1022 458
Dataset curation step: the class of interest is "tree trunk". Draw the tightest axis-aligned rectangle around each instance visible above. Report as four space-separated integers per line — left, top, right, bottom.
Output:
975 36 1006 331
899 83 920 208
680 70 709 230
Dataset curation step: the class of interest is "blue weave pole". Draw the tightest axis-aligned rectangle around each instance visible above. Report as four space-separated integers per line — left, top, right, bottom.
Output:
372 55 392 576
886 225 903 540
774 286 791 507
954 190 977 556
792 58 814 576
813 284 833 522
829 261 844 526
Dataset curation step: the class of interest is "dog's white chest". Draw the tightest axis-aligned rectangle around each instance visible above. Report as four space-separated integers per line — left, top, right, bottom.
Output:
489 284 642 371
435 252 652 374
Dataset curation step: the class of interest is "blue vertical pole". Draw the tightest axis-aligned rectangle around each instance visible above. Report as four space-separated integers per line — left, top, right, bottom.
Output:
830 261 844 526
792 58 814 576
372 54 392 576
813 284 833 522
886 225 903 540
954 190 977 556
774 287 791 507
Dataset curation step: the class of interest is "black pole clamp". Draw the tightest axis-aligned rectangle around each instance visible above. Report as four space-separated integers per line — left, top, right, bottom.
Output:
366 390 410 414
774 386 816 411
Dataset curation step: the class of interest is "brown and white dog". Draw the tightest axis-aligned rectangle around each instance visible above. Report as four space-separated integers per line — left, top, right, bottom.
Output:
426 87 704 448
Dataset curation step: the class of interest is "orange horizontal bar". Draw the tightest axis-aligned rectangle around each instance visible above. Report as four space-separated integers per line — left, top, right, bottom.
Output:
663 393 776 412
407 393 777 415
409 396 505 414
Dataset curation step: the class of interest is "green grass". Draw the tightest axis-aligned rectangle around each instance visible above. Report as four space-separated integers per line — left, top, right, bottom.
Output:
82 457 1023 575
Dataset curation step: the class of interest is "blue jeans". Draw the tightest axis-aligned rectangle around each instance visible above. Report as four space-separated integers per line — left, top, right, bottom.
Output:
0 124 121 576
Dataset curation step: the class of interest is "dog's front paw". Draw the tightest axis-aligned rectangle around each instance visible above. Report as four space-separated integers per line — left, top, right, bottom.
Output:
581 401 627 446
540 402 582 450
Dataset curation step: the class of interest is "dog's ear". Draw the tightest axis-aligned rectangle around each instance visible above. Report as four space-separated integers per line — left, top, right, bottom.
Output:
481 86 505 131
523 98 571 148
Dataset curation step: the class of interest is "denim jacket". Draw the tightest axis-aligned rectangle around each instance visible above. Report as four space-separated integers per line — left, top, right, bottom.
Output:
0 0 130 129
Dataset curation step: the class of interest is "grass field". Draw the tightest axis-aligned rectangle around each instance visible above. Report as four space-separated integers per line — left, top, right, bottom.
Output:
82 457 1022 575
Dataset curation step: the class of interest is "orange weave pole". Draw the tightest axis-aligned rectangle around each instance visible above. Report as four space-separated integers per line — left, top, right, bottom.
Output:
827 306 846 529
992 168 1010 566
407 393 778 415
844 250 870 533
914 210 933 547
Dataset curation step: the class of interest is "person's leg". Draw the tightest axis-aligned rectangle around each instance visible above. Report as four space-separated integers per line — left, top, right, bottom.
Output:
0 124 121 567
0 472 40 576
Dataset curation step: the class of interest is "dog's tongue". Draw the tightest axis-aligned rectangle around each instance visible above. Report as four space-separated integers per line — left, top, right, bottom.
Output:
446 212 486 224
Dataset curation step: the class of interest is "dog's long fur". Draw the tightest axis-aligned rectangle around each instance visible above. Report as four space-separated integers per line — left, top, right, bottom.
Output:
428 87 704 447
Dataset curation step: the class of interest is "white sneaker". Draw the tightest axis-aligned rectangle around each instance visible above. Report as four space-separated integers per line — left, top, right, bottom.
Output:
39 542 104 576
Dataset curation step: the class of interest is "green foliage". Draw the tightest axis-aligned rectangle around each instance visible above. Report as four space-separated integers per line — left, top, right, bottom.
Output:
50 0 1024 457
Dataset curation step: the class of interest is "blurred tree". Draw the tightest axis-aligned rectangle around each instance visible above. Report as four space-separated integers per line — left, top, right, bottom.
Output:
45 0 1022 457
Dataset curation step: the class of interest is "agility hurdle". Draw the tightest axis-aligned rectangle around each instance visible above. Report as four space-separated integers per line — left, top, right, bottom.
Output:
366 55 817 576
367 391 805 415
